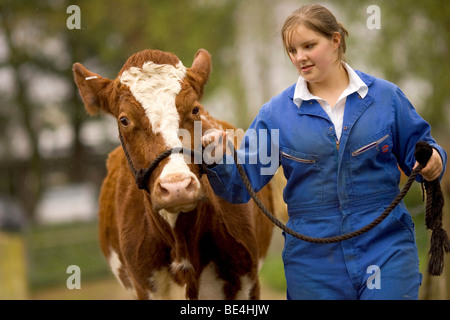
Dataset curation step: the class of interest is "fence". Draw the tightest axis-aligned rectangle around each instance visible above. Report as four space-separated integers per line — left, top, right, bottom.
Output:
25 221 110 292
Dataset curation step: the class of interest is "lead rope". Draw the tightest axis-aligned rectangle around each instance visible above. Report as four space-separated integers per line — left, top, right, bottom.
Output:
228 139 424 244
231 140 449 275
118 128 448 274
414 141 449 275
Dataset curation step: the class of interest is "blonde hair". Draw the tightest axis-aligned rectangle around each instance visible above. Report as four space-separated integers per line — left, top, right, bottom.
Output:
281 4 349 62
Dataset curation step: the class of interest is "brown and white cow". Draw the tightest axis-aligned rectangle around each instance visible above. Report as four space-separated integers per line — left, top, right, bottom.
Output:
72 49 276 299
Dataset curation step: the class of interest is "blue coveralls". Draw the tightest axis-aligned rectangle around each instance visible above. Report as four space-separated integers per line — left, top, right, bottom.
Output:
206 71 447 300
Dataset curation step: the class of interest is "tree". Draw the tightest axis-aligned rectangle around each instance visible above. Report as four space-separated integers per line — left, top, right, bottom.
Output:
340 0 449 132
0 0 238 219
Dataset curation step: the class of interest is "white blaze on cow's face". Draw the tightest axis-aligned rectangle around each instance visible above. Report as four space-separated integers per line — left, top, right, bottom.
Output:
119 61 202 219
119 61 186 147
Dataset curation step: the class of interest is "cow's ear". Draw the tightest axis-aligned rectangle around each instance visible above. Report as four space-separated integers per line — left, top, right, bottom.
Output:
189 49 211 99
72 62 114 115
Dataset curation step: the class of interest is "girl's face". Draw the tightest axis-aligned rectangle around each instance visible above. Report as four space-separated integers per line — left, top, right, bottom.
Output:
287 24 341 84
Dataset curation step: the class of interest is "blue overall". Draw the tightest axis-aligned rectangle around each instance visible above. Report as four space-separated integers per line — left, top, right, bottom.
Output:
206 71 447 300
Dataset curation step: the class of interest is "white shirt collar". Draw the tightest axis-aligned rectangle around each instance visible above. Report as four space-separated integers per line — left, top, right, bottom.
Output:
293 62 368 108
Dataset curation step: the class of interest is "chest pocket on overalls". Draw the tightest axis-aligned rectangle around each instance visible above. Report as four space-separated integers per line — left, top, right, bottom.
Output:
280 146 322 205
349 129 398 196
351 133 391 158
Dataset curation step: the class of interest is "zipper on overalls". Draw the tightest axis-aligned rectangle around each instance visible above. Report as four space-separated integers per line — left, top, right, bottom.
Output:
329 126 339 151
332 135 339 167
281 152 316 164
352 134 389 157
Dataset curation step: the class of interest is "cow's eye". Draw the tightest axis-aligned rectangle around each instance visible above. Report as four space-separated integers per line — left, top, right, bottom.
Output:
192 107 199 115
119 116 130 127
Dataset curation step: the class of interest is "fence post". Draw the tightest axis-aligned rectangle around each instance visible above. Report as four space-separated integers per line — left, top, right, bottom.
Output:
0 231 28 299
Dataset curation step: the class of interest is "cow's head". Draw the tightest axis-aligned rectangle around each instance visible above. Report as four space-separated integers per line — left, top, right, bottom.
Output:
73 49 213 221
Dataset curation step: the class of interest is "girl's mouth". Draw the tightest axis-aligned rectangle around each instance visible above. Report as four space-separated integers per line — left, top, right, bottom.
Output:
301 64 314 72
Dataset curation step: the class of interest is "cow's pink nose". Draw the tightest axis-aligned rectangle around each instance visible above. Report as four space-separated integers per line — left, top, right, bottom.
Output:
153 174 202 212
158 177 196 199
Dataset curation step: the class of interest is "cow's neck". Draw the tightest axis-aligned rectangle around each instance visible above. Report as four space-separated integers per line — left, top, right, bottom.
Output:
171 209 200 260
147 201 202 279
169 209 203 298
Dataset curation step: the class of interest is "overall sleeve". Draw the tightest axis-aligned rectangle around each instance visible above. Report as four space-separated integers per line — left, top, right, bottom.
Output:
206 106 280 204
392 87 447 181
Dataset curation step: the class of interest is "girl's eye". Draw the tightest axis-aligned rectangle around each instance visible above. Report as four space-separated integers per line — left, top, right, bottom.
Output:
288 48 297 55
192 107 200 115
119 116 130 126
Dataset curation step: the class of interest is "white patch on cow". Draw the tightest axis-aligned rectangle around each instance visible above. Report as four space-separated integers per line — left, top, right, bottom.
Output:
258 258 264 272
119 61 186 149
198 262 226 300
108 249 137 299
108 249 122 280
171 259 194 275
159 209 179 228
159 153 197 185
147 267 186 300
235 275 253 300
119 60 190 173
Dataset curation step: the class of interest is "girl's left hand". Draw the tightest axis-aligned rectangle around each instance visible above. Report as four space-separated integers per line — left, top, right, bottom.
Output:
413 148 443 181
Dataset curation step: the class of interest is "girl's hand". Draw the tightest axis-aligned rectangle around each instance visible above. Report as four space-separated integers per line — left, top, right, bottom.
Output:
414 148 443 181
201 130 228 156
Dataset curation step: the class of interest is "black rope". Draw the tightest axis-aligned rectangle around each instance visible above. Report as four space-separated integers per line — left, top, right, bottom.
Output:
228 139 424 244
118 128 138 177
118 130 444 254
119 127 206 192
414 141 449 276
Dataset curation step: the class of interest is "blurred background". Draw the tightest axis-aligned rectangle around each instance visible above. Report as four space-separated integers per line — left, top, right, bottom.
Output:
0 0 448 300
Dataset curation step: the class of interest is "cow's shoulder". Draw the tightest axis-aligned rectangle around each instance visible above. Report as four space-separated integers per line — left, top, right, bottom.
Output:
106 146 126 171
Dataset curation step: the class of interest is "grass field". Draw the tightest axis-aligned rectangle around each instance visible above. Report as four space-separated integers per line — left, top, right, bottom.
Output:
31 273 286 300
28 226 287 300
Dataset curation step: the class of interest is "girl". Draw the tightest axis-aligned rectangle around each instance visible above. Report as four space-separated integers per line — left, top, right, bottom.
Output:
202 4 446 300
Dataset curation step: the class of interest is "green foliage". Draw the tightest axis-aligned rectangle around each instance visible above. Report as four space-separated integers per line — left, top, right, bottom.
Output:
338 0 449 130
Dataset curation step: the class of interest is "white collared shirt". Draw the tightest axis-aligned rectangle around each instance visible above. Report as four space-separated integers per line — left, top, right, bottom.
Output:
293 62 368 140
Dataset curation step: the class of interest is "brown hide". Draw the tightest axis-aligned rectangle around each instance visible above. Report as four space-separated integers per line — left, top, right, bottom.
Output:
73 49 276 299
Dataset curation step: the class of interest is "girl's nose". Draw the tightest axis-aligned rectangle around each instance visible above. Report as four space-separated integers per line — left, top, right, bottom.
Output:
294 50 307 62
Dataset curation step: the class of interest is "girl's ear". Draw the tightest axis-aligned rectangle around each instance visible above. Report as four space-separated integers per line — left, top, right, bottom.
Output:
331 32 341 50
72 63 115 116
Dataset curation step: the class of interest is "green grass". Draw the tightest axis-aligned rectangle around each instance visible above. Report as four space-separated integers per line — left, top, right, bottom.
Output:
25 221 111 290
259 231 287 294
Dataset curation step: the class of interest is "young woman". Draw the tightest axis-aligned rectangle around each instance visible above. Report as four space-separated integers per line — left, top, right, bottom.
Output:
202 4 446 300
